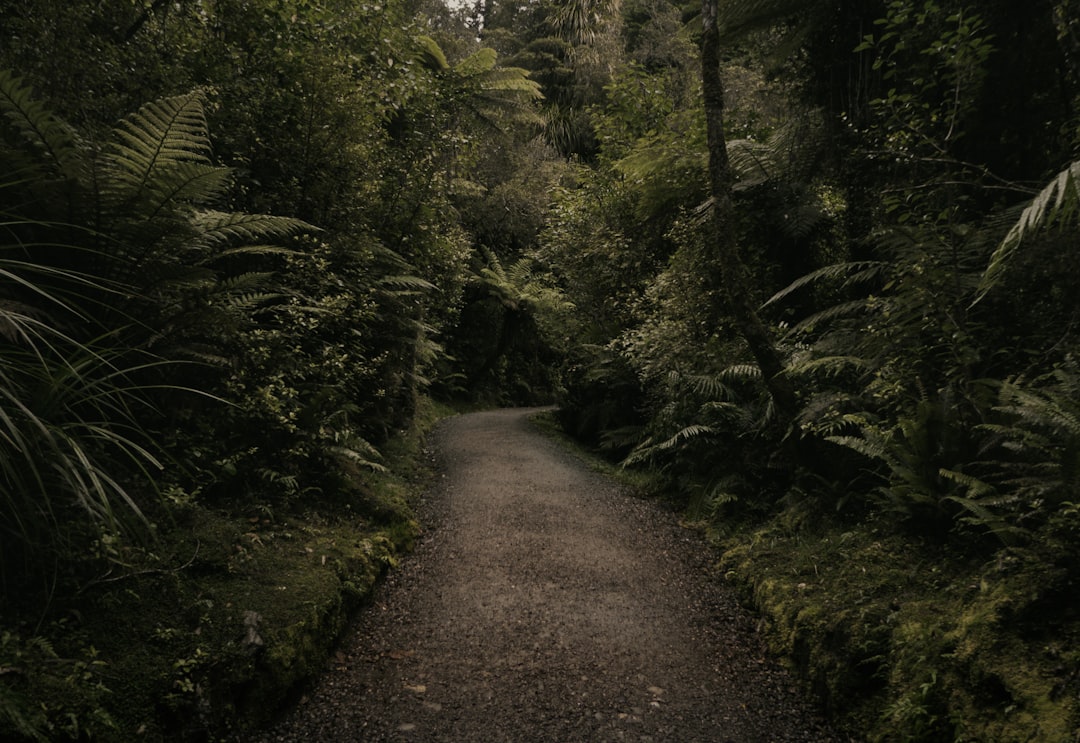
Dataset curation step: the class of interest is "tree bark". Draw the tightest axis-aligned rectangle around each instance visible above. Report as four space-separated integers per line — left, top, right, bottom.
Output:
700 0 798 421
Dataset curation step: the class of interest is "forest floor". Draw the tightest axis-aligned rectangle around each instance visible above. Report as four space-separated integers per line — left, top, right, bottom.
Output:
247 408 838 743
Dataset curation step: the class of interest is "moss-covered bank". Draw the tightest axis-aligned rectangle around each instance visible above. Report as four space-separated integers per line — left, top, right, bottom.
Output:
533 410 1080 741
716 516 1080 741
0 401 451 742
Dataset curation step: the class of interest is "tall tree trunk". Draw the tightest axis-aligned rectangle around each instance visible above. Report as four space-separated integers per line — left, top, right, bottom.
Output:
701 0 798 421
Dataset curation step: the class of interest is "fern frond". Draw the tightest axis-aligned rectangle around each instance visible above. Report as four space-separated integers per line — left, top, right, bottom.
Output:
617 421 717 466
826 434 888 462
976 160 1080 302
480 68 545 96
683 373 735 400
728 138 776 189
787 298 874 336
190 211 315 252
943 490 1027 545
764 261 885 308
108 91 212 189
719 364 762 381
416 35 450 72
457 47 498 76
938 468 994 498
997 385 1080 438
140 163 234 217
656 424 715 450
329 445 388 473
379 274 437 292
457 56 544 130
786 355 872 379
210 245 300 260
0 69 82 176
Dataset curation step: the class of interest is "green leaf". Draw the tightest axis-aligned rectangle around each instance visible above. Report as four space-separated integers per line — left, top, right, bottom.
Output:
975 161 1080 303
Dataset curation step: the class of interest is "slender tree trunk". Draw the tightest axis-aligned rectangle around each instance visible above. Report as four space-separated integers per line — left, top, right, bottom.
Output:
701 0 798 421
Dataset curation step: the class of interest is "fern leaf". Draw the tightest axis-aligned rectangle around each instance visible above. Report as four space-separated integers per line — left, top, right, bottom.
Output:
416 35 450 72
136 163 235 221
686 373 735 400
787 298 874 336
190 211 315 251
210 245 300 260
764 261 885 308
787 355 872 379
938 468 995 498
215 271 276 292
106 90 212 199
456 48 498 76
975 160 1080 302
656 424 715 450
720 364 762 381
728 138 776 189
0 69 81 176
826 434 888 462
379 275 437 291
330 444 388 472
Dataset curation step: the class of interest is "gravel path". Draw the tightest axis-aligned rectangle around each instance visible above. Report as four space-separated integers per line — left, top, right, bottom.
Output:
251 408 838 742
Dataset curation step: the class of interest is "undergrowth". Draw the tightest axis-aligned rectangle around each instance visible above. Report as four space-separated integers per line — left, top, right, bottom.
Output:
540 409 1080 741
0 398 453 742
715 512 1080 742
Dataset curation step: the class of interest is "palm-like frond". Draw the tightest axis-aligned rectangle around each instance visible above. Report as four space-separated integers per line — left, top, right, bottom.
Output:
551 0 622 44
453 48 543 130
415 35 450 72
719 363 762 381
786 298 876 337
475 247 572 315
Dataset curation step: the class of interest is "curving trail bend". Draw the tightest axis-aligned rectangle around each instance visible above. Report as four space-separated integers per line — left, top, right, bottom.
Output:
252 408 838 743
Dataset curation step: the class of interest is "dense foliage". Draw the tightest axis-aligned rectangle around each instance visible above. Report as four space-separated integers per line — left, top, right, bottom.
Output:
0 0 555 738
3 0 1080 739
538 0 1080 738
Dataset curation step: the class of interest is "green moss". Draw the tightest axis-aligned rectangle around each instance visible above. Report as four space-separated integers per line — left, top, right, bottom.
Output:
716 521 1080 741
0 403 442 742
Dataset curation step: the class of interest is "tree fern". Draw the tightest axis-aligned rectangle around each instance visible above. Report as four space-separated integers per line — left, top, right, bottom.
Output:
451 47 543 131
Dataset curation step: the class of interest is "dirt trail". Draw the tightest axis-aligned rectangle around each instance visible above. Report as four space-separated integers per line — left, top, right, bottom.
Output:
253 408 837 742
